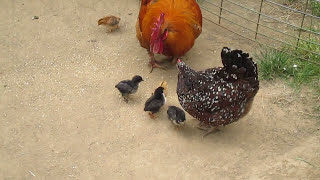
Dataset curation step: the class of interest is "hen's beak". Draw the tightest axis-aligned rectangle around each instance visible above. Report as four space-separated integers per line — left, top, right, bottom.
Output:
176 59 183 72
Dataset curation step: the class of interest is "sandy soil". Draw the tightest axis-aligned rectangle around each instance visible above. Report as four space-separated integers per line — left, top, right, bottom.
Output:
0 0 319 179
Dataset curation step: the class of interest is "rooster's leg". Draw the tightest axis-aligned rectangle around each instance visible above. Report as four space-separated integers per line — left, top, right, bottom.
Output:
148 51 166 73
169 56 178 64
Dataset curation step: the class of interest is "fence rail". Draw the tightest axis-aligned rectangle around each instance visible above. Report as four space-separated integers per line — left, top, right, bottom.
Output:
199 0 320 65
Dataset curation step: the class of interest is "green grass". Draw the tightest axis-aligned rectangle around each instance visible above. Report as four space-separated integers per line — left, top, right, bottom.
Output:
257 38 320 120
285 0 320 16
310 0 320 16
257 39 320 96
287 0 297 3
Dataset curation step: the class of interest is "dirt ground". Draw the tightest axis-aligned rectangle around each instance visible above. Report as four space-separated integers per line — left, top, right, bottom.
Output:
0 0 319 179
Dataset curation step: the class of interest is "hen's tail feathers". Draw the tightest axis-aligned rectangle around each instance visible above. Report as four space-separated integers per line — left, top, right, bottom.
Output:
221 47 259 88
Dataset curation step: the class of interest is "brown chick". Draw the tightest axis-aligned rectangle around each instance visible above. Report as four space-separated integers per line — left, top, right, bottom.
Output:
98 15 121 32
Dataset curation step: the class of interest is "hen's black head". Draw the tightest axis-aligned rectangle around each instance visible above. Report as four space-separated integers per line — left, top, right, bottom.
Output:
132 75 144 83
176 59 196 77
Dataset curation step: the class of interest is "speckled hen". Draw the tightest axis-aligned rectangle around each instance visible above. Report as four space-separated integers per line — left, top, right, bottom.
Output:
176 47 259 137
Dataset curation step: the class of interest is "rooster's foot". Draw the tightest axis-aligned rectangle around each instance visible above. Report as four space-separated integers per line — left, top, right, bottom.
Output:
149 60 166 73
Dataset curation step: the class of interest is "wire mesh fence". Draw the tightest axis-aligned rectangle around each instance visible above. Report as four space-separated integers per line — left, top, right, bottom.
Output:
198 0 320 65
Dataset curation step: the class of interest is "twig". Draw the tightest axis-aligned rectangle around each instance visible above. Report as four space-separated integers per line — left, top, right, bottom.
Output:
29 171 36 177
261 94 265 109
298 111 320 118
296 158 319 169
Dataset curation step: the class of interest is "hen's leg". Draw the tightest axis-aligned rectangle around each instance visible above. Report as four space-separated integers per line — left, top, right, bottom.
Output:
148 51 166 73
202 127 219 138
197 124 219 138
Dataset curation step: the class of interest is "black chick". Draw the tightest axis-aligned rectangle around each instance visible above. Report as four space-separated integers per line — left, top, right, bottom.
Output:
115 75 143 102
167 106 186 128
144 87 166 119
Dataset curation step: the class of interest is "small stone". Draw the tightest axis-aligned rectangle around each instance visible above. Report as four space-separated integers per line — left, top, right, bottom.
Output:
88 39 97 43
32 16 39 20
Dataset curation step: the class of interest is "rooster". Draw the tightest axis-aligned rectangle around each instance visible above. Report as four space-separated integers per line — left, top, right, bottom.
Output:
176 47 259 137
136 0 202 72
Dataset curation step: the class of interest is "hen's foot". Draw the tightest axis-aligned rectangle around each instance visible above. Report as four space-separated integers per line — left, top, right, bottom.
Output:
197 125 219 138
149 60 166 73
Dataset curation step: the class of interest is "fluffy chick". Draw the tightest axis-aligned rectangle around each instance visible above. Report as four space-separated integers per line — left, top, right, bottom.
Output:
159 80 168 96
167 106 186 128
115 75 143 102
98 15 121 32
144 87 166 119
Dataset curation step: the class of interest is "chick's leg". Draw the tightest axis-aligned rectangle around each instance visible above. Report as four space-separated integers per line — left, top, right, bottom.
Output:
174 125 181 130
148 112 156 119
123 96 129 103
148 51 166 73
110 25 119 32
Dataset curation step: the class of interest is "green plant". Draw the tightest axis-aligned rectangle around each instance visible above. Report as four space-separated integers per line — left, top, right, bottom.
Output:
257 38 320 96
310 0 320 17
